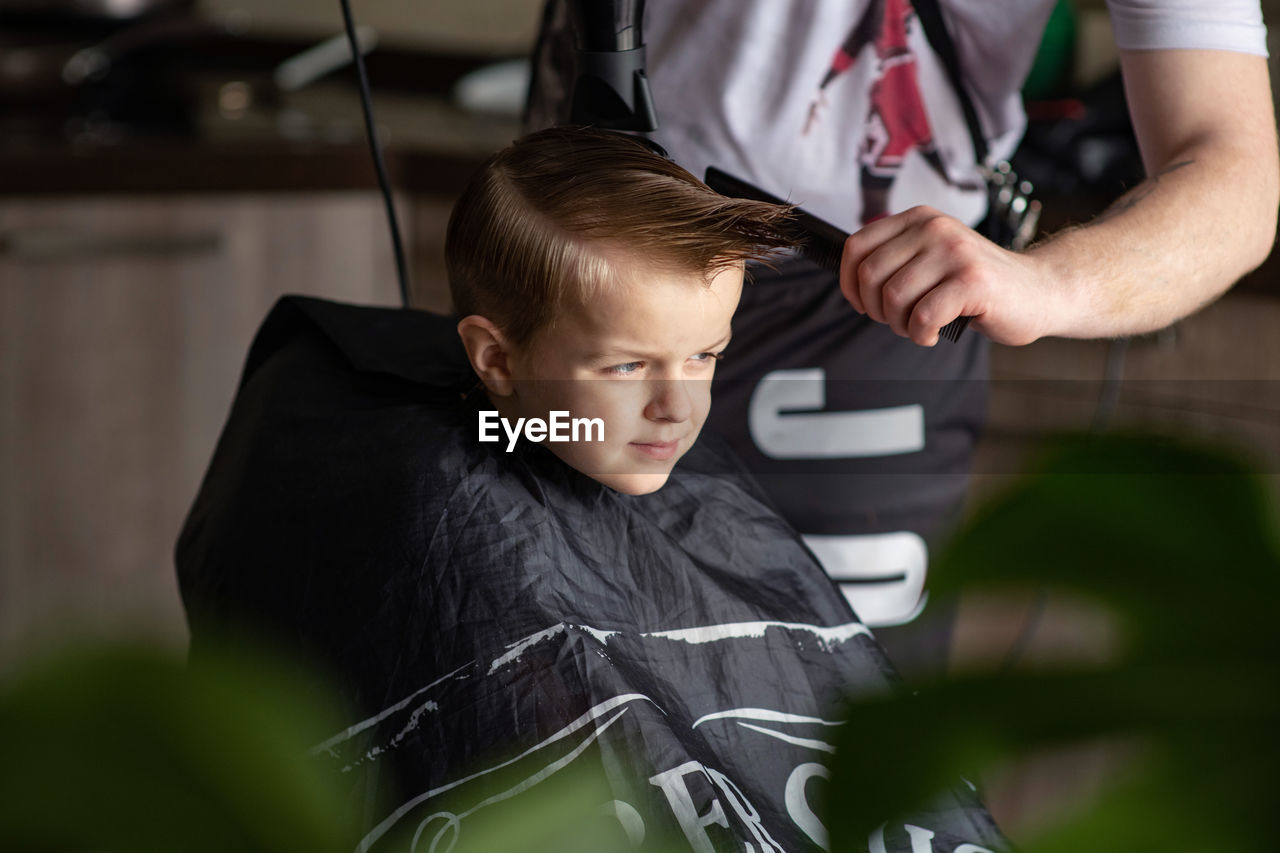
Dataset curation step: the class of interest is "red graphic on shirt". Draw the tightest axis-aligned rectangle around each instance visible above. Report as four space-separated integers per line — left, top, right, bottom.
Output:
805 0 957 224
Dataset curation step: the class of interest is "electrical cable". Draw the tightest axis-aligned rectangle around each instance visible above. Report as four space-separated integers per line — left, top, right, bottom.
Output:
996 587 1048 676
1093 337 1130 432
996 336 1131 673
338 0 412 308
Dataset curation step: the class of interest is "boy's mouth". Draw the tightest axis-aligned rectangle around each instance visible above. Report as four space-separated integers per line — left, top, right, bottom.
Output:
629 440 681 461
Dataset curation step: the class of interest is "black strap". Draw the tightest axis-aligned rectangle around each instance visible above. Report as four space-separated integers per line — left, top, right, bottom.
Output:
911 0 989 166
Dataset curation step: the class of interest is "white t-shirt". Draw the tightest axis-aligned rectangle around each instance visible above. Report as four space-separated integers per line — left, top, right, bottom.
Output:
532 0 1267 230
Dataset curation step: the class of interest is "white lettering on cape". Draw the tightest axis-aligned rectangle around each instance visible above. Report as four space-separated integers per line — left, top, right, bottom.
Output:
649 762 732 853
785 763 830 850
353 694 654 853
643 620 871 651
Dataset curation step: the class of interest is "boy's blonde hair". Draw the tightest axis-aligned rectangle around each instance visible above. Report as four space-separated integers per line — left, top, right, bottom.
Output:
446 126 794 346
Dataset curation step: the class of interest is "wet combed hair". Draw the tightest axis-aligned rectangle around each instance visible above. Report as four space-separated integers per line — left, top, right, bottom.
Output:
446 126 796 346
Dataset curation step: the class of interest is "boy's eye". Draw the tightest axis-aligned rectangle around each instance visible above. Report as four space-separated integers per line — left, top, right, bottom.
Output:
607 361 644 375
691 351 726 365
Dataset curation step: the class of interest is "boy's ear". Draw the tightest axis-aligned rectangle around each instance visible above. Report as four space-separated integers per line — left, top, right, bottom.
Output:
457 315 517 397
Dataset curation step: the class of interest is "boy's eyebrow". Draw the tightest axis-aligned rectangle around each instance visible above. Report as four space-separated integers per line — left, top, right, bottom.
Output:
583 347 660 363
702 331 732 351
583 331 733 363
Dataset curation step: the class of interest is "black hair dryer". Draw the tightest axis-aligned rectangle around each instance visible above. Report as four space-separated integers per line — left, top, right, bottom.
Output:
567 0 658 131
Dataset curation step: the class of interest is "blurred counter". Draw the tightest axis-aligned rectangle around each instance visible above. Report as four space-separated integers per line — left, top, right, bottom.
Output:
0 24 522 196
0 94 519 198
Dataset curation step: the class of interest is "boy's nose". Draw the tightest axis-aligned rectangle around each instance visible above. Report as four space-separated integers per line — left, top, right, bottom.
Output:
644 378 693 423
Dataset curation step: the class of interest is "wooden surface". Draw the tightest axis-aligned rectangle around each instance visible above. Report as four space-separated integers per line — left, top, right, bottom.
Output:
0 192 402 670
0 139 493 197
198 0 544 54
970 290 1280 503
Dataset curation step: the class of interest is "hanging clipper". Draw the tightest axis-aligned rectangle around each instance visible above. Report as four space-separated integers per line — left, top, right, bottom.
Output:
982 160 1042 252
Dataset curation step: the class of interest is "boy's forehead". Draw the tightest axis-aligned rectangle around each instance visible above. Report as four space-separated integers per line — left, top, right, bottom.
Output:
540 263 741 352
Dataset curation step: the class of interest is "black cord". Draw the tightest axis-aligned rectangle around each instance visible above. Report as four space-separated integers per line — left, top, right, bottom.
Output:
997 587 1048 676
1093 337 1130 432
997 339 1130 673
338 0 412 308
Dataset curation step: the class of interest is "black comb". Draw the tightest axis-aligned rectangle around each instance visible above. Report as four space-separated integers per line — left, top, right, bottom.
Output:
705 166 970 343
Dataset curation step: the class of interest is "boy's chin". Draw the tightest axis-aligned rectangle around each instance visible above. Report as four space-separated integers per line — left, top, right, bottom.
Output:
604 471 674 496
563 459 675 495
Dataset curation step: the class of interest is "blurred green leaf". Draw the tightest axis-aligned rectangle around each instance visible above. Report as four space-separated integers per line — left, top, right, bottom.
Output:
827 432 1280 852
0 643 360 853
0 642 688 853
826 665 1280 847
932 433 1280 660
421 758 680 853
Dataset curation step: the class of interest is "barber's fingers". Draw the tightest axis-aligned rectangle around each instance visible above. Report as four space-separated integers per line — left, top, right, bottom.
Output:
907 281 978 346
849 241 926 324
843 206 1062 346
840 206 949 317
839 210 910 313
878 251 956 338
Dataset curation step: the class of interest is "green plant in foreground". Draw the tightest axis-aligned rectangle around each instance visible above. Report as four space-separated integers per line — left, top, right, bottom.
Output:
825 432 1280 852
0 642 678 853
0 644 360 853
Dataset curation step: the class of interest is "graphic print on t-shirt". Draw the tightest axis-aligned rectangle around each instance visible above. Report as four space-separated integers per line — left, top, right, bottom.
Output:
804 0 977 224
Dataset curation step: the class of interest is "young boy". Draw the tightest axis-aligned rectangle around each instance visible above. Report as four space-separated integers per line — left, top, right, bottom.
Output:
446 125 793 494
177 127 1006 852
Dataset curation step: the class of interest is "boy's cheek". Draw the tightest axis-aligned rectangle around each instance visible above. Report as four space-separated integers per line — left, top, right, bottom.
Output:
529 380 637 423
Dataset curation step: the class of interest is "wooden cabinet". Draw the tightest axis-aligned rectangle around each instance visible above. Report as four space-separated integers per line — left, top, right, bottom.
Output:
0 193 404 668
970 291 1280 502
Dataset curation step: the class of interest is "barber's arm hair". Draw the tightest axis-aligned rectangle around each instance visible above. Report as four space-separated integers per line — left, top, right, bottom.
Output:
1027 48 1278 338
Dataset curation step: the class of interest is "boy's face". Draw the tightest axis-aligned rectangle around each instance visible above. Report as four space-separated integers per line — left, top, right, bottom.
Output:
502 261 743 495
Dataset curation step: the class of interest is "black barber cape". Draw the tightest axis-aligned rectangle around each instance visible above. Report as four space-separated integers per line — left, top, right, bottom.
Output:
177 297 1007 853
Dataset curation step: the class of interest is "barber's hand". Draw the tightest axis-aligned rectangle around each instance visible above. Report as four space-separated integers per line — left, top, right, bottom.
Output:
840 206 1056 347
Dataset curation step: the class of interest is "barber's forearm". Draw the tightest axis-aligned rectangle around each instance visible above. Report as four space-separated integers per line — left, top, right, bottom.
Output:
1027 49 1279 340
837 53 1277 348
1027 141 1278 339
